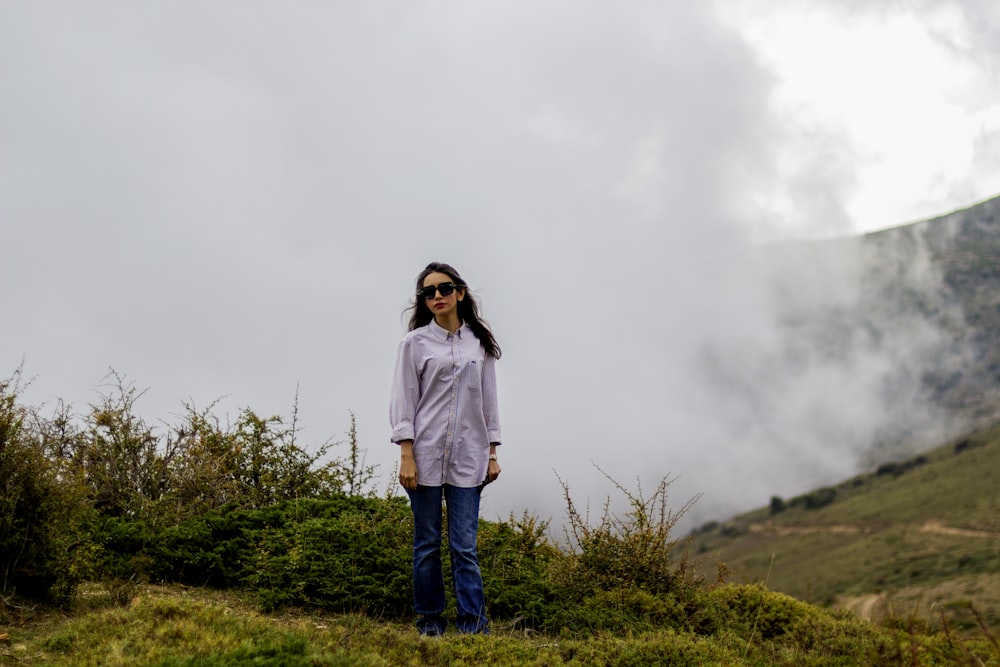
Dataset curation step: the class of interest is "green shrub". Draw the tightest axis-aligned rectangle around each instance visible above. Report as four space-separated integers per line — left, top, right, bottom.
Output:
152 513 250 587
803 487 836 510
706 584 903 661
82 375 167 520
90 516 156 583
539 468 705 635
34 372 377 534
479 511 561 628
87 496 414 615
0 367 393 608
546 586 693 635
0 372 94 605
708 584 814 639
876 461 902 476
248 497 412 615
720 523 747 537
696 520 719 533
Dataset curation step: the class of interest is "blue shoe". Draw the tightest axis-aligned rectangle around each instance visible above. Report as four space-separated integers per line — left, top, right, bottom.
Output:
417 614 447 637
455 618 490 635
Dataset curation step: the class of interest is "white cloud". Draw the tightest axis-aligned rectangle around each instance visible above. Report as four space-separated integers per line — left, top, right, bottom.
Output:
718 1 1000 235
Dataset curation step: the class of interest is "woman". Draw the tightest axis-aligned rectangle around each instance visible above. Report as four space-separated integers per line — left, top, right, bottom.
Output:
390 261 502 636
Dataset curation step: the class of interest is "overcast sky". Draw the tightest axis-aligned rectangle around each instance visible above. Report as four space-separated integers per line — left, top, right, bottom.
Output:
2 1 999 531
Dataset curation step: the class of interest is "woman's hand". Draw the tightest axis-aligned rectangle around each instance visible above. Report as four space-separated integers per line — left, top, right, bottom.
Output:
486 443 501 483
486 459 501 483
398 440 418 491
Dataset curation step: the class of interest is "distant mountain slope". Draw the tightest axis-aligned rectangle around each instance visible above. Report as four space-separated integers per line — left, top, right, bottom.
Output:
757 194 1000 464
689 418 1000 633
865 194 1000 422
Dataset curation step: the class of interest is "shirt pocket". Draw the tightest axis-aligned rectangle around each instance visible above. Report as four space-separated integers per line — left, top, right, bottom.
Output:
464 358 483 392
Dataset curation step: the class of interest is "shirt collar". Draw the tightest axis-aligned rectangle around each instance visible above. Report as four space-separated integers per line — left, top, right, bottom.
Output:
428 318 466 340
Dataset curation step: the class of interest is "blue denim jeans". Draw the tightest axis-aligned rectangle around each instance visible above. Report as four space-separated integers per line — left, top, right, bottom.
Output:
407 484 489 635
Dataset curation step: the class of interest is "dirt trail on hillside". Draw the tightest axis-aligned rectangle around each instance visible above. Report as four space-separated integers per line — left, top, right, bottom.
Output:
920 520 998 539
746 520 998 539
837 593 886 622
747 523 864 536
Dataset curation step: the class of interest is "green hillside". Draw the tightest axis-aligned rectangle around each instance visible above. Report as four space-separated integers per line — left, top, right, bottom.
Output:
689 419 1000 633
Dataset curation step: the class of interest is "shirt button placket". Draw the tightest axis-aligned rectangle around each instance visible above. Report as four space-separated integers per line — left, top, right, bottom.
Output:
447 337 460 476
444 334 459 479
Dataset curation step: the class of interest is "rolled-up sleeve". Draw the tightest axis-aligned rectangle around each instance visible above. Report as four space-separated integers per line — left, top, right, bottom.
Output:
389 338 420 442
481 353 501 445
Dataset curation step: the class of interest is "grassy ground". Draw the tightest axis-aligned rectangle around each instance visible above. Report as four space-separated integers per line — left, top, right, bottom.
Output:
3 583 998 666
0 584 760 666
689 422 1000 634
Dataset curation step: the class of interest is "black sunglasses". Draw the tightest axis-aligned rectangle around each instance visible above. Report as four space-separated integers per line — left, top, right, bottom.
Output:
418 282 459 300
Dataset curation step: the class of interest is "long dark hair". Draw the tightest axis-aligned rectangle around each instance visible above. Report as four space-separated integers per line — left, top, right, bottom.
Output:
407 261 501 359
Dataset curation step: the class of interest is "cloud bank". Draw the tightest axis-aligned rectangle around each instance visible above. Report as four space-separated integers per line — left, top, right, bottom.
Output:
1 1 996 532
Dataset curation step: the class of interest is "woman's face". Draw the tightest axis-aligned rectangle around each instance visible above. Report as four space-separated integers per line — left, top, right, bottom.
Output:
422 271 464 321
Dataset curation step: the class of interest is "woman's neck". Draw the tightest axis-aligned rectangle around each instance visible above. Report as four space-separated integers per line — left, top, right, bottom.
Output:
435 313 462 333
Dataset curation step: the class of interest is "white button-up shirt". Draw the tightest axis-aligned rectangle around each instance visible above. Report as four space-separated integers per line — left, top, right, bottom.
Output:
390 320 501 488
